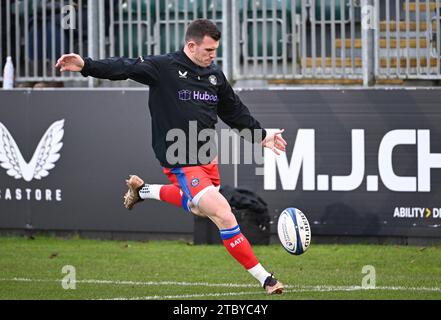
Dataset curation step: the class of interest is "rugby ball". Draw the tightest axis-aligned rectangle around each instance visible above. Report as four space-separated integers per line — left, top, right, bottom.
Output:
277 208 311 255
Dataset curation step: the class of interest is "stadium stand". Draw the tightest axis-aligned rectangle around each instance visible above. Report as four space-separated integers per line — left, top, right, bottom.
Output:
1 0 440 87
113 0 154 57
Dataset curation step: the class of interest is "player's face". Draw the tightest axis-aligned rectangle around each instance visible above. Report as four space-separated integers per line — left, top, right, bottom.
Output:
189 36 219 67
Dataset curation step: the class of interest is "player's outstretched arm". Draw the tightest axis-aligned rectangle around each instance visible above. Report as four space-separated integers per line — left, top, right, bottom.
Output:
261 129 287 155
55 53 85 72
55 53 159 85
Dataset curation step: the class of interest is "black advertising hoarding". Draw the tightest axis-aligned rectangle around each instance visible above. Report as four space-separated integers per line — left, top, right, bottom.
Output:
0 89 194 235
237 89 441 238
0 88 440 239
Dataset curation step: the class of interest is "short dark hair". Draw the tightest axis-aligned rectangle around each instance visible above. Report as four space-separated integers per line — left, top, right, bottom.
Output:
185 19 221 44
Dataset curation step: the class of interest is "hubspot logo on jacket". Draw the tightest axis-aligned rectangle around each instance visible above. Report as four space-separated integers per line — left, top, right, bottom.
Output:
178 90 218 103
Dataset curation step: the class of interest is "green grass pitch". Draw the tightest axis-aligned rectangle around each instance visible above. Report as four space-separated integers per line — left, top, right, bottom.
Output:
0 236 440 300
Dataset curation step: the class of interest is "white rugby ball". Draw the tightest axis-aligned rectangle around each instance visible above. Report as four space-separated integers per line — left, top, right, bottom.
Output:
277 208 311 255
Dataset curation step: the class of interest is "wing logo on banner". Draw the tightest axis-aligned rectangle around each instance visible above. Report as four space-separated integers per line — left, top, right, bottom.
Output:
0 120 65 182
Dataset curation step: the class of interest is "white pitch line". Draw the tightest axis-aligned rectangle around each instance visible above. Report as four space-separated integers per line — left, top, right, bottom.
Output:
107 288 367 300
1 277 441 299
107 286 441 300
0 277 258 288
107 291 268 300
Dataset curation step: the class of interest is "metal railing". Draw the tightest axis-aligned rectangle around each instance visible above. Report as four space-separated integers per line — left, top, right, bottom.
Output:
375 0 441 79
1 0 440 86
0 0 87 82
233 0 362 80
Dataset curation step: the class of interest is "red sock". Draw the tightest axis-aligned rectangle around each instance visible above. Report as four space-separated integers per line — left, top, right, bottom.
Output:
159 185 191 211
221 226 259 270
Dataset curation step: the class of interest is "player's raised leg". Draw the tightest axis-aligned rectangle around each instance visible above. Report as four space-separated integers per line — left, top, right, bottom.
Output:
124 175 203 215
124 174 284 294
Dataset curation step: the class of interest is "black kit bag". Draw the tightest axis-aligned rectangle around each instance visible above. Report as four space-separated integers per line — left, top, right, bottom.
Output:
193 186 270 245
219 185 271 245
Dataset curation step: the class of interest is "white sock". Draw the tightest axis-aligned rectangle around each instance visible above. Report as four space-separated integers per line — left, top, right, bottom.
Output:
139 184 162 200
247 263 271 287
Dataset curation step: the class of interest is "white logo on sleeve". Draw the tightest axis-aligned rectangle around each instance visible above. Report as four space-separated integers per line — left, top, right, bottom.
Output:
0 120 65 182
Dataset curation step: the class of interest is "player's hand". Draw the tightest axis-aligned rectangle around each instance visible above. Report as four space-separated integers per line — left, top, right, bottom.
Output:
55 53 85 72
261 129 287 155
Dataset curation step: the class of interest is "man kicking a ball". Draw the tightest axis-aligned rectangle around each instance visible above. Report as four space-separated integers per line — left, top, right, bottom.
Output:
56 19 287 294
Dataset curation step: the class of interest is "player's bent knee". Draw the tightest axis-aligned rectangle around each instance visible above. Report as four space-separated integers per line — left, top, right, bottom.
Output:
221 211 237 227
194 186 238 227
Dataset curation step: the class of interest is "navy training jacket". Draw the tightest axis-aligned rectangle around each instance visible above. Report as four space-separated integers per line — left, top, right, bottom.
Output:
81 50 267 168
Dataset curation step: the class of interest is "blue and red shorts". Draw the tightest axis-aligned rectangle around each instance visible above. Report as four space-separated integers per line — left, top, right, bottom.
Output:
163 160 220 209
